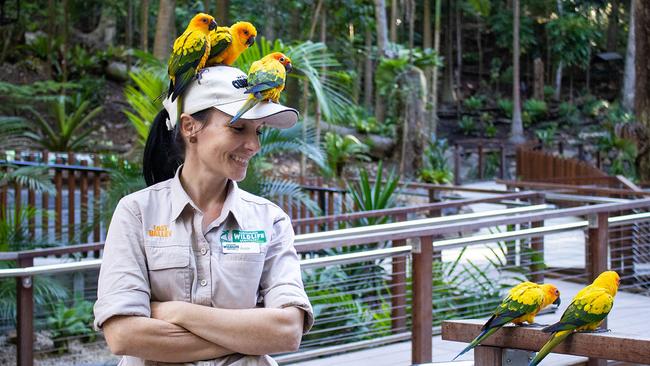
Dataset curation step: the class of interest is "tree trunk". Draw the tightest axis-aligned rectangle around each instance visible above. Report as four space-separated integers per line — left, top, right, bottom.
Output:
510 0 525 144
390 0 398 43
375 0 390 57
140 0 149 51
533 57 544 100
397 67 427 178
423 0 432 50
553 0 563 101
635 0 650 181
126 0 133 73
265 1 276 40
364 25 374 111
455 0 462 99
62 0 69 82
314 6 326 146
442 0 455 103
47 0 55 79
203 0 210 13
375 0 391 125
430 0 442 136
623 2 636 112
607 0 620 52
215 0 230 25
477 20 483 87
153 0 176 61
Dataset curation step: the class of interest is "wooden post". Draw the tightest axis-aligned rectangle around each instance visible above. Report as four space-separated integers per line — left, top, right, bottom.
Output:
92 155 101 246
454 144 461 186
14 152 22 236
499 144 506 180
391 212 407 333
80 161 89 244
474 346 503 366
42 151 49 244
27 154 36 239
558 141 564 156
67 152 76 243
412 235 433 364
55 157 63 241
587 212 609 366
478 143 484 180
16 257 34 366
0 151 6 221
530 217 545 283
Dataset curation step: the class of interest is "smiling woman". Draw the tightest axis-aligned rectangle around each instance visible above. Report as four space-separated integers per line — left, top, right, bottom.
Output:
93 65 313 366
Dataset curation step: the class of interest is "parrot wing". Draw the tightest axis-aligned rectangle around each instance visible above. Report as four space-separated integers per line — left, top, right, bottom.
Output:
483 283 543 330
542 288 613 333
207 27 233 62
168 31 209 101
245 61 286 96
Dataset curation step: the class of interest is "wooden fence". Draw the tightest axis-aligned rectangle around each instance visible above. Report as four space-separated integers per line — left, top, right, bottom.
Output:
516 146 610 185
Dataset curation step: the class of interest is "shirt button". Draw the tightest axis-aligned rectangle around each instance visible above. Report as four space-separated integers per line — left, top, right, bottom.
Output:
200 247 208 255
200 279 207 287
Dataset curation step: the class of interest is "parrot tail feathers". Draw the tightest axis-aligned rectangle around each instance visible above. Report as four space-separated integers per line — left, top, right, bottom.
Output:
452 327 499 361
528 330 572 366
230 96 257 124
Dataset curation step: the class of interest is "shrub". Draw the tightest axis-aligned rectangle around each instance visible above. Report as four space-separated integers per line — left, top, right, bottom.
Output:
459 116 477 136
497 98 513 118
523 99 548 123
463 95 485 112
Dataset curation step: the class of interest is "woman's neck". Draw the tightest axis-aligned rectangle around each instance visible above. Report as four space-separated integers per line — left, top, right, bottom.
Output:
179 160 229 213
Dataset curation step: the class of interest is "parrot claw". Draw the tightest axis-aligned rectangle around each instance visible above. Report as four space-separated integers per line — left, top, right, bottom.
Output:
197 68 210 84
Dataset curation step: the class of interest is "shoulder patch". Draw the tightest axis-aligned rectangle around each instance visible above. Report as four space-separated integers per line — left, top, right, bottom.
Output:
232 76 248 89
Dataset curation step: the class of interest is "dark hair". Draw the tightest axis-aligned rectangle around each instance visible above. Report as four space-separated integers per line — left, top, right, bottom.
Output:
142 108 213 186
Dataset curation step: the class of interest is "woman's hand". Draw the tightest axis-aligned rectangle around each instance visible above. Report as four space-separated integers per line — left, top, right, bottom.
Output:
150 301 181 324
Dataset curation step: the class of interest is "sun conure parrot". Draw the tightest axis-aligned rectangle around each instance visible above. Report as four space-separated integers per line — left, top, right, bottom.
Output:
167 13 217 124
528 271 620 366
453 281 561 360
205 21 257 66
229 52 293 124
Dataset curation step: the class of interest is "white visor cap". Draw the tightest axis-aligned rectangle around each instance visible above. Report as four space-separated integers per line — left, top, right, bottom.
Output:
162 65 298 130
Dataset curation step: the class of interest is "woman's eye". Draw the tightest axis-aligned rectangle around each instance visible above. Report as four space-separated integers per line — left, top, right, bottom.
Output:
231 126 245 132
256 129 263 136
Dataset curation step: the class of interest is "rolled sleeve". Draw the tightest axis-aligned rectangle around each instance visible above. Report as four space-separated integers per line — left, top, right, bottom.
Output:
93 198 151 330
259 214 314 334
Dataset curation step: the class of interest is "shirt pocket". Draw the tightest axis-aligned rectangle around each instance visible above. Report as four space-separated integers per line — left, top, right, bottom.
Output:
216 246 268 308
144 243 191 302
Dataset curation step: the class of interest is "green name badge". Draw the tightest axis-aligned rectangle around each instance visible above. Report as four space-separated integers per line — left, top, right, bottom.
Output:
231 230 267 243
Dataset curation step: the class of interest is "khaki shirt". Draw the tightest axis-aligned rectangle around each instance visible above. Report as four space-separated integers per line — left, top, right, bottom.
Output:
94 168 314 366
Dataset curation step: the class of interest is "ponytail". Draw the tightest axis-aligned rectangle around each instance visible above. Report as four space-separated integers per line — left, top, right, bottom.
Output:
143 109 184 186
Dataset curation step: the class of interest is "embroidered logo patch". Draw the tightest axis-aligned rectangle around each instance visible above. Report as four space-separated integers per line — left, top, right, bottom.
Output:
220 230 267 243
148 224 172 238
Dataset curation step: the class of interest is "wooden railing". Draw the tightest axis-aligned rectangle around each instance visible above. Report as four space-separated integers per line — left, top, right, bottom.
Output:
516 146 609 185
442 319 650 366
3 196 650 365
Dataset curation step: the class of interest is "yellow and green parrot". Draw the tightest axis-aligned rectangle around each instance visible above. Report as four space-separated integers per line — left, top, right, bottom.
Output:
528 271 620 366
167 13 217 123
206 21 257 66
453 281 561 360
229 52 293 124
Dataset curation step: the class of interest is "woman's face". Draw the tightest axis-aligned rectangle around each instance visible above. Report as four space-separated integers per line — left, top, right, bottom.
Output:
186 108 263 181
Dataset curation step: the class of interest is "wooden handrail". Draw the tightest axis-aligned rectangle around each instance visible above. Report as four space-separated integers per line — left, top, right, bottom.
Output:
497 179 650 197
442 319 650 364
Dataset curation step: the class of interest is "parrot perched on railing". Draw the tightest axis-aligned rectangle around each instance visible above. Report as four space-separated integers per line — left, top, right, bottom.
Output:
453 281 561 360
528 271 620 366
166 13 217 124
206 21 257 66
229 52 293 124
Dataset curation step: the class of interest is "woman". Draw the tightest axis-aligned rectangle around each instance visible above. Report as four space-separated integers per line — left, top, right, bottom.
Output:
93 65 313 366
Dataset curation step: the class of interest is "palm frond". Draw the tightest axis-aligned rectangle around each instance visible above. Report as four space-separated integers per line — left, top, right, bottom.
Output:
0 164 55 194
259 178 321 215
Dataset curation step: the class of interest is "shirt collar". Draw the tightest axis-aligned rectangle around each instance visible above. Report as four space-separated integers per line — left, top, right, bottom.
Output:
170 165 244 227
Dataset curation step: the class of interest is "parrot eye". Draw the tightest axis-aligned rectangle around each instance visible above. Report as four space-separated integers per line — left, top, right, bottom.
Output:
279 57 285 62
555 290 559 295
244 30 249 35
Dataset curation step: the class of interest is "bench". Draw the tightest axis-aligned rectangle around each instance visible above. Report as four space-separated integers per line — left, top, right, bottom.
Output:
441 319 650 366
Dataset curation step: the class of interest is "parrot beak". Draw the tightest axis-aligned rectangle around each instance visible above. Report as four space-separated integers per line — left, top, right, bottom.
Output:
553 297 561 306
209 20 217 30
247 36 256 46
285 63 293 73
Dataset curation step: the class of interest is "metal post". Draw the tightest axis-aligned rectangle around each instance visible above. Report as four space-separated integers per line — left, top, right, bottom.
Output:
530 197 545 283
16 257 34 366
412 235 433 364
499 144 506 180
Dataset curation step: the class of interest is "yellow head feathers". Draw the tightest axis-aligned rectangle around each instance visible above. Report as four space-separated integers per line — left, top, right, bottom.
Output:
592 270 620 295
231 21 257 47
188 13 217 33
540 283 561 307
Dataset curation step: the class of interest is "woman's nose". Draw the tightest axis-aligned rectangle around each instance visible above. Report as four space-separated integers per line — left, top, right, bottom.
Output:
244 130 261 152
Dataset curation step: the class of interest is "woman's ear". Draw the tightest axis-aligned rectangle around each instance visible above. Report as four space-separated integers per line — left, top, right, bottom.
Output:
179 113 197 139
